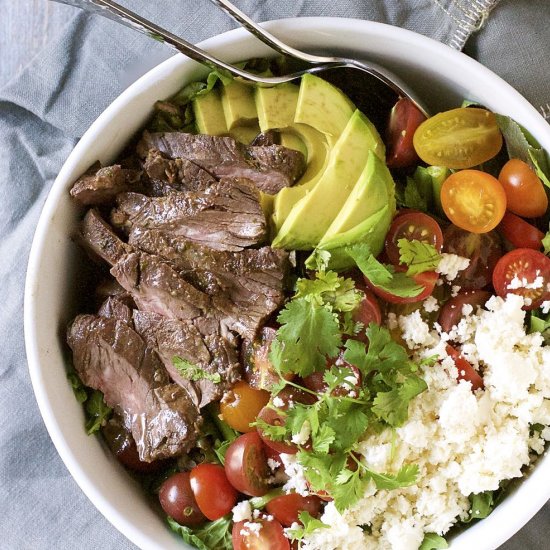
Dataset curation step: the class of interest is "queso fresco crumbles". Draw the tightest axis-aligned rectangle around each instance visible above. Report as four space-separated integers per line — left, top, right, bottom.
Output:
65 59 550 550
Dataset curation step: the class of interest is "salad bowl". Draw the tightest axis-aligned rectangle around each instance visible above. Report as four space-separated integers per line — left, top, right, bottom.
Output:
24 16 550 550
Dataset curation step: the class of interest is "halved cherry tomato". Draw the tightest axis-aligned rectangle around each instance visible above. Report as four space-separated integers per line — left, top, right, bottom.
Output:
441 170 507 233
446 345 484 390
385 212 444 266
225 432 271 497
303 351 362 396
438 290 491 333
492 248 550 310
189 463 237 520
367 269 439 305
352 289 382 343
386 98 427 169
498 159 548 218
232 517 289 550
498 212 544 250
159 472 206 527
220 381 270 433
443 225 502 289
413 107 503 169
257 387 316 455
266 493 323 527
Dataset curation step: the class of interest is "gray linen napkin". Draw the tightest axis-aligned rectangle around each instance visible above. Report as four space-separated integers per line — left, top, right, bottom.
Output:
1 1 549 549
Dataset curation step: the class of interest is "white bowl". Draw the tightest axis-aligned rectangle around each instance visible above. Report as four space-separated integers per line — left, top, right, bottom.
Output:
24 17 550 550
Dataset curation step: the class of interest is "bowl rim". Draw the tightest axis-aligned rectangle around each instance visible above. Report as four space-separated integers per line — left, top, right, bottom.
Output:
24 16 550 550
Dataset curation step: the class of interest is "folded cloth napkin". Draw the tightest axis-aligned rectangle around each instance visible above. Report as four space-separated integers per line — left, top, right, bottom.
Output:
0 1 548 549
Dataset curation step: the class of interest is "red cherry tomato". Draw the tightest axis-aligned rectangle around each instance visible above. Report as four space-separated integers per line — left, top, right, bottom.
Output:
303 352 361 397
266 493 323 527
437 290 491 334
159 472 206 527
443 224 503 290
385 212 444 266
257 387 316 455
225 432 270 497
367 269 439 305
492 248 550 310
232 517 290 550
386 98 427 169
352 289 382 343
446 345 483 391
498 211 544 250
498 159 548 218
189 463 238 521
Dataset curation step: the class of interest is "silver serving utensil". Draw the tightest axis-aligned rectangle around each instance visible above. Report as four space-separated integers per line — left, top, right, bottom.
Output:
53 0 428 116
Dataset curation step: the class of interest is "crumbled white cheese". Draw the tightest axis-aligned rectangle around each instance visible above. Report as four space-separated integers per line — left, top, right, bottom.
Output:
272 396 285 408
267 457 280 471
541 301 550 315
507 274 544 290
232 500 252 522
436 253 470 281
423 295 439 313
301 293 550 550
291 420 311 445
281 453 309 496
451 285 461 297
240 521 262 537
386 312 398 330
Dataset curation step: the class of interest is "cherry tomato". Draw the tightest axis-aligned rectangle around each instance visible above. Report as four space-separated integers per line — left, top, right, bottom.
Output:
492 248 550 310
445 344 483 390
266 493 323 527
367 269 438 305
220 381 270 433
441 170 507 233
443 225 502 289
385 212 444 266
303 352 361 397
413 107 503 169
498 211 544 250
232 517 289 550
386 98 427 169
225 432 270 496
159 472 206 526
498 159 548 218
437 290 491 333
189 463 237 520
352 289 382 343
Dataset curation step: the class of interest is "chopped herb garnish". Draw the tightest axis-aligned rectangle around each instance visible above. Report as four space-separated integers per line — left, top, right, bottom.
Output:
173 356 221 384
398 238 441 276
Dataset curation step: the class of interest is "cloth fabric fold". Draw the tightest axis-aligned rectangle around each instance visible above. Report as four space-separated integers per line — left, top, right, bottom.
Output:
0 1 549 549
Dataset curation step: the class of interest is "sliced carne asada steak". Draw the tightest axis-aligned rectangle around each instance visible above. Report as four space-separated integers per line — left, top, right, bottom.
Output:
70 163 141 206
67 314 202 461
110 251 211 321
142 149 216 193
133 311 241 408
110 179 266 250
97 295 134 327
80 208 131 266
137 131 305 194
128 228 289 339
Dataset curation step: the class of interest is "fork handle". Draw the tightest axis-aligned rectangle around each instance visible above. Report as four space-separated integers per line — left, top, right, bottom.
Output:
51 0 291 84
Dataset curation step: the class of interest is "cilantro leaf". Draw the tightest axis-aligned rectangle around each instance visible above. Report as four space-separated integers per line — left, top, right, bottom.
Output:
173 356 221 384
67 370 87 404
84 390 112 435
287 511 329 541
345 244 424 298
398 239 441 276
463 491 495 522
167 515 232 550
271 298 341 377
530 312 550 335
313 425 336 453
398 176 429 212
542 227 550 255
368 463 419 490
420 533 449 550
372 376 427 427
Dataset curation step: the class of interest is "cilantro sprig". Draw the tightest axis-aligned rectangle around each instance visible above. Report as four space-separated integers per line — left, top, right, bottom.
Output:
173 356 221 384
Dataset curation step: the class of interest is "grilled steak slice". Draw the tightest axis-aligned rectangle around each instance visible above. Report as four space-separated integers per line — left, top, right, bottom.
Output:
129 228 289 339
98 295 134 326
133 311 241 408
111 179 266 251
110 251 211 321
67 314 202 461
80 208 131 266
251 130 279 147
70 163 141 206
137 131 305 194
143 149 216 193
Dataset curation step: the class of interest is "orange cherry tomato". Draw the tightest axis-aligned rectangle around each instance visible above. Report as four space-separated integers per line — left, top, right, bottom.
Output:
498 159 548 218
220 381 270 433
413 108 503 169
441 170 507 233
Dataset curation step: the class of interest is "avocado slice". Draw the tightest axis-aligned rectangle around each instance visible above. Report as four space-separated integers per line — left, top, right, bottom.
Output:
222 80 258 129
230 124 261 145
256 83 300 130
272 110 385 250
193 89 228 136
280 133 308 158
295 73 355 146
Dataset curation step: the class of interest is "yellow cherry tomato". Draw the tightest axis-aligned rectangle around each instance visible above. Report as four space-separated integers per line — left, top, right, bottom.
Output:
219 381 270 433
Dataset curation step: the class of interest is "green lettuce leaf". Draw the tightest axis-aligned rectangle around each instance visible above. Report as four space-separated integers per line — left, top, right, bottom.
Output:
167 516 232 550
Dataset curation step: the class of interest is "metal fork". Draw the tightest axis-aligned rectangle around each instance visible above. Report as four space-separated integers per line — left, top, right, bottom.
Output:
53 0 428 115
